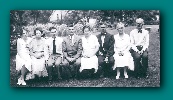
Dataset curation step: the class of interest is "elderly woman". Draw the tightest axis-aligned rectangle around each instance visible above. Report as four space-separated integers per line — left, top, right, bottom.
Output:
79 26 100 78
113 22 134 79
29 27 47 79
16 29 32 85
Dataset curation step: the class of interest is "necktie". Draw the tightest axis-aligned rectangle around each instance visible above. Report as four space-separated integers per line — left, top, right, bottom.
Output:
70 35 73 45
138 29 142 33
53 37 56 54
101 35 105 47
71 36 73 44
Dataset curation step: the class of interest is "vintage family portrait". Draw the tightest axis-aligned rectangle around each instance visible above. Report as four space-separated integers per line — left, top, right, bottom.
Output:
10 10 160 87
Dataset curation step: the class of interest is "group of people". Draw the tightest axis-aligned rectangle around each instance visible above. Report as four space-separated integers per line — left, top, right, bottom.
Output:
15 18 149 86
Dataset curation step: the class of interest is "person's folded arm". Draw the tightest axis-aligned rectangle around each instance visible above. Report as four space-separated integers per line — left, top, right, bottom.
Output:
17 39 29 60
62 40 68 59
142 32 149 52
93 45 99 56
44 42 49 61
17 39 22 57
106 35 115 57
37 52 44 58
122 35 131 53
74 38 83 59
130 32 138 52
59 39 63 56
90 36 100 57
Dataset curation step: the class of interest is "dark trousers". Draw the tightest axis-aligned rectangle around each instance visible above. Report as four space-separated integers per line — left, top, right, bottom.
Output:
61 57 81 79
46 65 62 80
131 49 148 77
79 68 95 79
46 54 62 80
97 55 114 77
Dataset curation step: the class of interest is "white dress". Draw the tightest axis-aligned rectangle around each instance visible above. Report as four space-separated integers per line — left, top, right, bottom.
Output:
16 38 32 71
29 38 47 76
80 35 100 73
113 34 134 71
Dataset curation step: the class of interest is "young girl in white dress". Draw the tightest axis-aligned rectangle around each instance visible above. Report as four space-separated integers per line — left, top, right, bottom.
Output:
16 29 32 85
113 22 134 79
80 26 100 77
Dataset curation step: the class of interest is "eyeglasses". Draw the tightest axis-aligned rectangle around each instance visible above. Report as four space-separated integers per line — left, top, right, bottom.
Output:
137 23 143 25
101 27 106 28
69 29 74 30
51 32 56 33
51 30 56 32
117 27 123 30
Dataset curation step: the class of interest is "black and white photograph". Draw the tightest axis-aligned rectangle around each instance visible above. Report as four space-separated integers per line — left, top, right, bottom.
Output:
10 10 160 87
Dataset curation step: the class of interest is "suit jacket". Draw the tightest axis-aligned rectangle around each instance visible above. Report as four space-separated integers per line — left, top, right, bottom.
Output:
62 34 82 59
96 32 115 58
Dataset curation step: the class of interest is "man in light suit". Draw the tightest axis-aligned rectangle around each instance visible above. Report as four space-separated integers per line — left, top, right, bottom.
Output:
45 27 63 81
61 26 82 79
130 18 149 78
96 24 115 78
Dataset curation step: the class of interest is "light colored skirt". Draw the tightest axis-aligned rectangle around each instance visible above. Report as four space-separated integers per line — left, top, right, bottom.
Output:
80 55 98 73
113 52 134 71
16 53 32 71
31 56 47 76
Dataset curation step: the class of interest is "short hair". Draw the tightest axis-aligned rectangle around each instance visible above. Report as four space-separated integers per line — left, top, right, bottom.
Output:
68 24 73 27
19 29 28 37
34 27 43 35
136 18 144 24
49 27 57 31
116 22 125 29
82 25 91 33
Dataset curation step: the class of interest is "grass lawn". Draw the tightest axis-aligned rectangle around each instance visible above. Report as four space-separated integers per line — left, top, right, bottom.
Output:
10 25 160 87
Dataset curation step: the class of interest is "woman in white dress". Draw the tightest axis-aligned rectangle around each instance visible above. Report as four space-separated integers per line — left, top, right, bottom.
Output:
16 29 32 85
29 27 47 78
113 22 134 79
80 26 100 78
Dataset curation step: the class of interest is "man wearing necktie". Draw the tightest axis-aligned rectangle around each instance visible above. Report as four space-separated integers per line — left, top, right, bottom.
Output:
61 26 82 80
130 18 149 78
45 27 63 81
96 24 115 78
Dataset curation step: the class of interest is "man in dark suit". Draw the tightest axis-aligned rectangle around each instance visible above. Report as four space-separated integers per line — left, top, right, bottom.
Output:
96 24 115 78
61 26 82 79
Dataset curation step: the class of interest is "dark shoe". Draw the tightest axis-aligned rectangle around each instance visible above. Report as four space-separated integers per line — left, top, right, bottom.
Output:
57 76 62 80
100 74 104 78
48 76 52 81
135 75 140 79
145 75 149 78
48 80 52 84
143 74 149 78
91 73 96 79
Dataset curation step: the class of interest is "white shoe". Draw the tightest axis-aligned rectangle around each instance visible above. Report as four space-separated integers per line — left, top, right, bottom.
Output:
116 76 120 79
21 80 26 86
25 73 32 80
125 74 129 78
17 78 22 85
